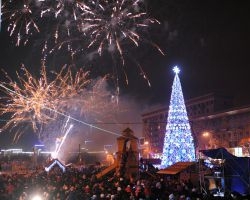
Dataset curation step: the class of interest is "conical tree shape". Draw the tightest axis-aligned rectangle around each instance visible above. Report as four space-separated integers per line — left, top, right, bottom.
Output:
161 66 196 168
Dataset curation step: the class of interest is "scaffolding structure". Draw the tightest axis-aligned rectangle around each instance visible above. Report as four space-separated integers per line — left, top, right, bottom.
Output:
198 148 250 196
198 151 225 197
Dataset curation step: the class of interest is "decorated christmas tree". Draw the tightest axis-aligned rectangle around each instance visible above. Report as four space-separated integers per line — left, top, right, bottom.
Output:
161 66 196 168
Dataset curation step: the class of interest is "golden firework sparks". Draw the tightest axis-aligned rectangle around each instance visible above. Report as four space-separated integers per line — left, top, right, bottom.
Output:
0 64 90 132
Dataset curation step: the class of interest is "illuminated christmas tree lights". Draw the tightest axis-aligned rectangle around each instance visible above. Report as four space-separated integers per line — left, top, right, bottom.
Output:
161 66 196 168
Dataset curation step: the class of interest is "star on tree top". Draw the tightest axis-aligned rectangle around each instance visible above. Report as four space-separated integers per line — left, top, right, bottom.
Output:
173 66 180 74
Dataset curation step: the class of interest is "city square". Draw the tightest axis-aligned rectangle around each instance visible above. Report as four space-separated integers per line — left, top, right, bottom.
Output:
1 1 250 199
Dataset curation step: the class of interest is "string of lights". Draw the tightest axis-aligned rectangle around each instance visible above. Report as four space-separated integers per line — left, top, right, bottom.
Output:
0 118 156 125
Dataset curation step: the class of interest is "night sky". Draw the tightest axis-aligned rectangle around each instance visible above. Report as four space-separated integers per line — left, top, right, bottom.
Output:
0 0 250 151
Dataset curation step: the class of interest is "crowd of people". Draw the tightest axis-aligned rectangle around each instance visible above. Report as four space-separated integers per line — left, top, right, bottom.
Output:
0 156 250 200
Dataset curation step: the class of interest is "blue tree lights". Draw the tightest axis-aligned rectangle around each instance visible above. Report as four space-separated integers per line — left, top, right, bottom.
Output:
161 66 196 168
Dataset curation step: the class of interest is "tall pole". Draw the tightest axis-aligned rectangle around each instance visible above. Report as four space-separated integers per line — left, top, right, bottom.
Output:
78 144 82 164
0 0 2 31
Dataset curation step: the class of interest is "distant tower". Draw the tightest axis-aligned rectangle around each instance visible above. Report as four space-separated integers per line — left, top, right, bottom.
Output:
95 127 139 180
161 66 196 168
116 127 139 179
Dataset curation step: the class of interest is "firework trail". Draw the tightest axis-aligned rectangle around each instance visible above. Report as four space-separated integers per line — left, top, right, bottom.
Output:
53 116 71 156
54 124 73 157
51 116 73 159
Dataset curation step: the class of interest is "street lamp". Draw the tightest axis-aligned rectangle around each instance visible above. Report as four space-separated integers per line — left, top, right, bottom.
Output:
203 131 210 138
144 141 150 158
201 131 211 150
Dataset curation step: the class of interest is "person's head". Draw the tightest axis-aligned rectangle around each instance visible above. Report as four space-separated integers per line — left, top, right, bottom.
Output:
169 193 175 200
180 194 185 200
118 186 122 191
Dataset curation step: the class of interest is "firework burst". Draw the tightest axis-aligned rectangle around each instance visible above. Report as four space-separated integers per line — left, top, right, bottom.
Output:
0 64 89 134
2 0 163 59
2 0 164 91
81 0 163 62
0 64 121 142
0 65 58 131
1 0 42 46
39 0 92 58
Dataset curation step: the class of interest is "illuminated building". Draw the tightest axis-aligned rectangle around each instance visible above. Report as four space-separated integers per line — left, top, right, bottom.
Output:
142 92 250 157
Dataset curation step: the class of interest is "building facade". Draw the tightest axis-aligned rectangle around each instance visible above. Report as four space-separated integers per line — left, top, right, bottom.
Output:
142 93 250 157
